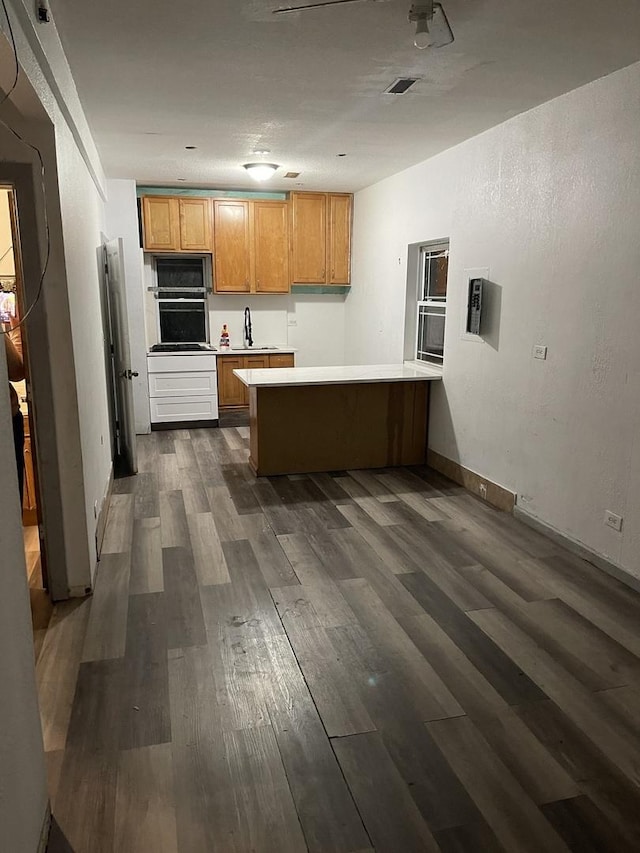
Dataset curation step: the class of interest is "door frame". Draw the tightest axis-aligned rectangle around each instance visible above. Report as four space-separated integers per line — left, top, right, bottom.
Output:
1 163 76 600
6 187 49 590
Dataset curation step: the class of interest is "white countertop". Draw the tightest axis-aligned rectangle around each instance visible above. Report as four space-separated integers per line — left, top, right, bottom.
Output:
234 363 443 388
217 346 297 355
147 345 295 357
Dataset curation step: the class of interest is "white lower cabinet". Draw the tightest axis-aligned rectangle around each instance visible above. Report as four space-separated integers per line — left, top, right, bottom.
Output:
149 371 217 398
147 354 218 424
150 394 218 423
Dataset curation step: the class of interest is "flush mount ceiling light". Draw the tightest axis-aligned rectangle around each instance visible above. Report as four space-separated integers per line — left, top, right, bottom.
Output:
409 1 453 49
243 162 280 181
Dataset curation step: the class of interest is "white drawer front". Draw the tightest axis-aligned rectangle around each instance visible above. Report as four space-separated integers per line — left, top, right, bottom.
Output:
150 394 219 423
147 354 217 373
149 371 216 398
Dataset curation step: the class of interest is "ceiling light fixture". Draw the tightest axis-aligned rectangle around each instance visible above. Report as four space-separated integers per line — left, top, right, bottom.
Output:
271 0 453 50
243 162 280 181
408 1 453 49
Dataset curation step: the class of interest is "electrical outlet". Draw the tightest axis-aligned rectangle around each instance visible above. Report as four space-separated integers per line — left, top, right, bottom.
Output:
604 511 623 531
533 345 547 360
287 317 297 327
479 482 487 499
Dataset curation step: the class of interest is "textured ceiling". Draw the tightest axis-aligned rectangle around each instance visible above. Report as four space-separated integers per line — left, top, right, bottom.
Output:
50 0 640 192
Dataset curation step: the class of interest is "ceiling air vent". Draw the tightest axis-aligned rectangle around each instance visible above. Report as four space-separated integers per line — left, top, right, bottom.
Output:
284 171 301 178
384 78 420 95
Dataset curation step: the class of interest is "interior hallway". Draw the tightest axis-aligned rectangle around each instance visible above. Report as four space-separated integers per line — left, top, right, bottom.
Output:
38 427 640 852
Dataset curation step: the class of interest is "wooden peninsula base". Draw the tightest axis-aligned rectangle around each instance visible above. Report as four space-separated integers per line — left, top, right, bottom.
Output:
247 379 430 476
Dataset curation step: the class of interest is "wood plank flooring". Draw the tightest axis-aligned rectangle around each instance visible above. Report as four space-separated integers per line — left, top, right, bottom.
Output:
41 427 640 852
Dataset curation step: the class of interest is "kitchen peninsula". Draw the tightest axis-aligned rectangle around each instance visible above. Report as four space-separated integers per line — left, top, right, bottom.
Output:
234 364 442 476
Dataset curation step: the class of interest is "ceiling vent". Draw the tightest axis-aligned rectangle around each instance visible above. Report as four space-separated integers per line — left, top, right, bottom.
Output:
284 171 301 178
384 78 420 95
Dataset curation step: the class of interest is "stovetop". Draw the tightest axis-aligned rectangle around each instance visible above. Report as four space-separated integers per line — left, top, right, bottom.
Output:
149 343 217 353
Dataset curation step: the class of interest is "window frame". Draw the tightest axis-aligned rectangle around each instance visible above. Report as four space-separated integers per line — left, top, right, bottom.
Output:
415 240 449 365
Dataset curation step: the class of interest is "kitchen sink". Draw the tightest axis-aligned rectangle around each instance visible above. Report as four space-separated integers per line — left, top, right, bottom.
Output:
246 346 279 351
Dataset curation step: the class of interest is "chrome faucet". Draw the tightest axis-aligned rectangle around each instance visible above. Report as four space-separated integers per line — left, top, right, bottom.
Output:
243 306 253 348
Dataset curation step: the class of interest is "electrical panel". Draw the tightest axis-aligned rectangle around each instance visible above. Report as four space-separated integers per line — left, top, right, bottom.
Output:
466 277 484 335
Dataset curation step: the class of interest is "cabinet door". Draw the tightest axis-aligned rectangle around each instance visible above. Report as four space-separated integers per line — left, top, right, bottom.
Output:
179 198 212 252
328 194 352 284
245 356 269 369
142 197 180 251
213 201 251 292
243 355 269 404
269 353 295 368
217 357 246 407
253 201 290 293
291 192 327 283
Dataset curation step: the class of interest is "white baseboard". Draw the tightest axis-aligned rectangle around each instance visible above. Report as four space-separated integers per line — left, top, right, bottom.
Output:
514 505 640 595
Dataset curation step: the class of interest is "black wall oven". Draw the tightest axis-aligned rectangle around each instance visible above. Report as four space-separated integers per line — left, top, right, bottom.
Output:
153 256 210 343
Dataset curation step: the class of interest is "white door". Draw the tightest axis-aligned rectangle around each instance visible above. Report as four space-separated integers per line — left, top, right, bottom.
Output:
104 239 138 474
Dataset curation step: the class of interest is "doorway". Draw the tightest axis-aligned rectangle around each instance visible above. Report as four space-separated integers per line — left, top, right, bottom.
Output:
0 185 52 648
101 237 138 478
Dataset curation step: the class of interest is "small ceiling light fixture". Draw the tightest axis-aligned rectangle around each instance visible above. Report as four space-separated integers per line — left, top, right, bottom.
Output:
243 162 280 181
408 1 453 49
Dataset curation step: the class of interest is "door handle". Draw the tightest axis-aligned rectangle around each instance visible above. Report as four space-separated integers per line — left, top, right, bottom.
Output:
120 369 139 380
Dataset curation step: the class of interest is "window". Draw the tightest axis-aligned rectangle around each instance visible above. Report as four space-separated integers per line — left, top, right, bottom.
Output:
416 242 449 364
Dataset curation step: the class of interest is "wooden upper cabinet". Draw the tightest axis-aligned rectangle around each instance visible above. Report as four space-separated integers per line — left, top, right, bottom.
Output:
328 194 352 285
290 192 353 285
214 199 289 294
291 192 327 283
179 198 211 251
142 196 180 251
213 200 251 293
253 201 289 293
142 196 211 253
141 190 351 289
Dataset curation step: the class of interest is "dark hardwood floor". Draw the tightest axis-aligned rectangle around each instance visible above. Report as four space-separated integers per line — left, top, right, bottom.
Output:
38 427 640 852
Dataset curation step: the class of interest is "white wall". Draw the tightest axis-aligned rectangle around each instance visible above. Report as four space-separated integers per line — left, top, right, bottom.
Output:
209 293 346 366
105 180 150 433
346 60 640 581
0 342 47 853
56 121 113 573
